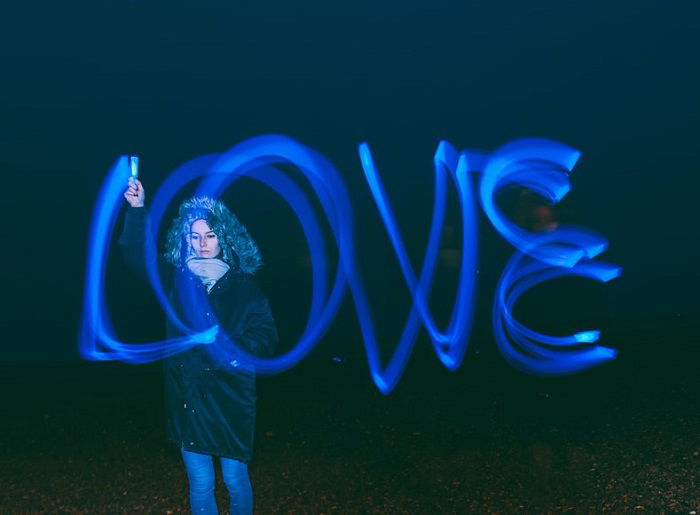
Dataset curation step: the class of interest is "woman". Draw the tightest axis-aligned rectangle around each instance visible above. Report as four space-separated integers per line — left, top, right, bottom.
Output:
120 177 277 514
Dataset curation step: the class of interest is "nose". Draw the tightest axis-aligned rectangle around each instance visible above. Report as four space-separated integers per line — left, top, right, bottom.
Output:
200 239 207 248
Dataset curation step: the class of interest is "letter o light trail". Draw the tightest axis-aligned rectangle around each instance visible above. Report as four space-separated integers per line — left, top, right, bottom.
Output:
80 135 621 394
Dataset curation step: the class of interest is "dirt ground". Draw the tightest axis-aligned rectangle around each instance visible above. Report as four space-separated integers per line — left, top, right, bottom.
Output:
2 326 698 513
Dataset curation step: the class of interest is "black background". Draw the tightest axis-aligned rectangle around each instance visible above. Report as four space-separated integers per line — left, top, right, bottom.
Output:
1 1 698 384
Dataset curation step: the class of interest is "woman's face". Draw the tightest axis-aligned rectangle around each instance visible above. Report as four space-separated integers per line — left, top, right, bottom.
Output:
189 219 221 258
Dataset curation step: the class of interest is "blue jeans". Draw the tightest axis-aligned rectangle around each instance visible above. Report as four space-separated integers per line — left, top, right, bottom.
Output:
180 449 253 515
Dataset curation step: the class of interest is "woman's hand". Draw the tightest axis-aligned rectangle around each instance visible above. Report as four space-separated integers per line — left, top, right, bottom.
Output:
124 177 145 207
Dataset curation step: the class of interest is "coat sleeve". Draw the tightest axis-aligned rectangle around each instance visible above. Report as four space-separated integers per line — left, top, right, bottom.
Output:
118 206 157 280
238 280 278 359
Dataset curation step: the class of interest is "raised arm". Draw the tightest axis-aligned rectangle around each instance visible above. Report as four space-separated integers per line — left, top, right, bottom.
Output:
118 178 156 279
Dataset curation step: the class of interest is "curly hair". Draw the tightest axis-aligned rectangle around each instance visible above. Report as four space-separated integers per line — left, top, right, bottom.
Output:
163 196 263 274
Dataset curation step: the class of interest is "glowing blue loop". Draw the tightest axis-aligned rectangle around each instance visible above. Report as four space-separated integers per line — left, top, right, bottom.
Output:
501 264 617 346
154 141 343 371
493 245 620 375
496 251 620 350
80 135 621 392
190 137 352 373
201 165 339 372
479 138 596 267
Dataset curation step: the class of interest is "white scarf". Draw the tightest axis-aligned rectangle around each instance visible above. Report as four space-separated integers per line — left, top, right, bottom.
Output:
186 257 230 293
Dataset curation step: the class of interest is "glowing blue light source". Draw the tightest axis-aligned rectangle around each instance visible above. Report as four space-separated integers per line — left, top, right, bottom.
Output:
575 331 601 344
79 135 620 393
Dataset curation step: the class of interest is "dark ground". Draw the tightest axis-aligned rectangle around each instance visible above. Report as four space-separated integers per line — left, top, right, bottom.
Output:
2 319 698 514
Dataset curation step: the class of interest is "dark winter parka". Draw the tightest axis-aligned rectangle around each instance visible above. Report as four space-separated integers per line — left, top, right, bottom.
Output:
119 206 277 462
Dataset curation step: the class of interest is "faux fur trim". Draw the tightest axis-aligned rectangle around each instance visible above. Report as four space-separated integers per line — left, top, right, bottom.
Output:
163 197 262 274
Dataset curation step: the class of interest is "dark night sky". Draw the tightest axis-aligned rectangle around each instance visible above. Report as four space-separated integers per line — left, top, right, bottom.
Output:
1 0 698 365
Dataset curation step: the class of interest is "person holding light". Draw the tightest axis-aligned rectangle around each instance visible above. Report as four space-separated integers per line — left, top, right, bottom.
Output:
121 177 277 514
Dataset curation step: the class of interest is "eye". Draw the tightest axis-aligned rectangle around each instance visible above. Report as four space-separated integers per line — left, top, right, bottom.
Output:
207 234 216 239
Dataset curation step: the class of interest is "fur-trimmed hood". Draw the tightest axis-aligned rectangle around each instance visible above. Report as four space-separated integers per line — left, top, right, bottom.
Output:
163 197 262 274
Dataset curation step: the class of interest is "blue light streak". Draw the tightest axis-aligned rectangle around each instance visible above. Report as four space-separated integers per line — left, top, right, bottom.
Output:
80 136 620 393
493 245 620 374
